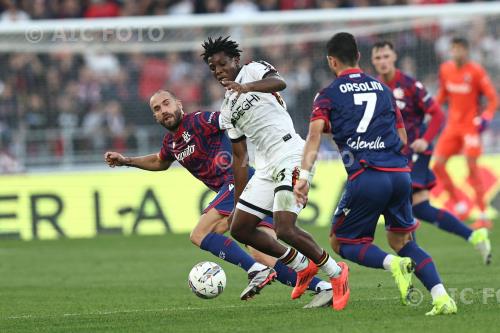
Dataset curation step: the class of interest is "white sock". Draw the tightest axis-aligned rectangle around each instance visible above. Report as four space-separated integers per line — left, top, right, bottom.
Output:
247 262 267 274
316 281 331 291
383 254 395 271
319 256 341 278
279 248 309 271
430 283 447 301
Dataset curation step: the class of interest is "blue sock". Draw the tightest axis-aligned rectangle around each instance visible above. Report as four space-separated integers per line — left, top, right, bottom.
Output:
339 243 387 269
273 260 322 291
200 233 255 271
398 241 441 291
413 200 472 240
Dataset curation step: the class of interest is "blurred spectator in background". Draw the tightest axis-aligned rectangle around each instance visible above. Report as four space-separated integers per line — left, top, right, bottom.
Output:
84 0 120 18
226 0 259 14
0 0 29 22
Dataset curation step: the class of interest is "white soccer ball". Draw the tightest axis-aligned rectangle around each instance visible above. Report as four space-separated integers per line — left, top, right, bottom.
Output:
188 261 226 299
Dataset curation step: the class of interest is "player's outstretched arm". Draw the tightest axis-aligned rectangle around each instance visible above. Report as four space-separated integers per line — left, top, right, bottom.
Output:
294 119 325 206
222 73 286 95
104 152 172 171
230 139 250 205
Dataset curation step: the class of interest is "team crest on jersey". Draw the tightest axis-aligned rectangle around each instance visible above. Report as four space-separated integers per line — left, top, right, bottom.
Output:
182 131 191 143
396 100 406 110
393 87 405 99
463 73 472 83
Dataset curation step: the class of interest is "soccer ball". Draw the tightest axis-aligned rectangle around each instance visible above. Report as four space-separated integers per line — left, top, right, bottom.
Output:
188 261 226 299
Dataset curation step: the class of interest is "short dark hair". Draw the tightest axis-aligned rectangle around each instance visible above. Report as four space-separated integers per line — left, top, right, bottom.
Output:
326 32 358 66
451 37 469 49
371 40 394 51
201 36 242 63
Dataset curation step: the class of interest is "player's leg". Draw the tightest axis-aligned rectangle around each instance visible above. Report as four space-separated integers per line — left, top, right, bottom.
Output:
271 158 347 308
433 130 462 207
192 184 269 276
331 170 396 270
247 223 330 293
386 172 456 315
245 224 333 308
388 231 457 315
411 154 473 241
331 170 412 304
191 208 267 274
230 175 316 300
464 138 492 229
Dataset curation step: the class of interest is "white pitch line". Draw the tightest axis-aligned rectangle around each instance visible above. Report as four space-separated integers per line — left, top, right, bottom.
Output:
5 297 401 320
5 304 265 320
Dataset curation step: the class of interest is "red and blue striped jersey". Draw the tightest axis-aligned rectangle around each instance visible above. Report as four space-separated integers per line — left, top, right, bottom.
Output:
159 111 233 192
311 68 409 178
380 70 443 156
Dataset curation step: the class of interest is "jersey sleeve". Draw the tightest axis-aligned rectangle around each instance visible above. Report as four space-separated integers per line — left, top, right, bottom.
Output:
414 80 434 111
192 111 223 135
414 80 444 142
227 127 246 142
310 91 333 133
158 135 175 162
394 106 405 129
476 65 498 121
245 61 278 81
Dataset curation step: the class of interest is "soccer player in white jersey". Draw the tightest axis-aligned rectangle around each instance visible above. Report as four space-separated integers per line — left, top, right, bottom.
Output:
201 36 350 310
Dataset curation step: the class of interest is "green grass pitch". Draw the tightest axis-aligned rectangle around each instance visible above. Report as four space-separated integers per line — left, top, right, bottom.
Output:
1 220 499 333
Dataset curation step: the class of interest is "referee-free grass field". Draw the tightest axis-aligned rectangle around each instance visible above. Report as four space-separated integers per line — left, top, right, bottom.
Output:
1 220 499 333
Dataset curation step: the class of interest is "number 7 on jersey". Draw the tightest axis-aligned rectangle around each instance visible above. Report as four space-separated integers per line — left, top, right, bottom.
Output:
354 92 377 133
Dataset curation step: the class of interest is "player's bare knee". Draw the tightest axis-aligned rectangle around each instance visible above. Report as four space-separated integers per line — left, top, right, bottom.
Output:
189 228 206 247
213 218 229 234
274 223 294 243
387 232 411 252
412 190 429 206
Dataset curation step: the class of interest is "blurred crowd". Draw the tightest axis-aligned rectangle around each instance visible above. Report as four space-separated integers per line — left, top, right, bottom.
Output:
0 1 498 171
0 0 491 20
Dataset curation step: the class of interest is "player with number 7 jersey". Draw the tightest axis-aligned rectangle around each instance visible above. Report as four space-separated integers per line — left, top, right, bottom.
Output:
294 32 456 315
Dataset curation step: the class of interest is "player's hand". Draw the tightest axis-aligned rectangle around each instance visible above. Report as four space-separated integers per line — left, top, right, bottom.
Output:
294 179 310 206
474 116 490 133
104 151 128 167
221 80 249 97
410 138 429 153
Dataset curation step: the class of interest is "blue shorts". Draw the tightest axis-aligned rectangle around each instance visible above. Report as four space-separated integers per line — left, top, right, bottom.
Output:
410 153 436 191
331 169 418 244
203 171 274 229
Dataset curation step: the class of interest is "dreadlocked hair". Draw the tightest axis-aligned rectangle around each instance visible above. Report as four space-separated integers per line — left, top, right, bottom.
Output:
201 36 242 63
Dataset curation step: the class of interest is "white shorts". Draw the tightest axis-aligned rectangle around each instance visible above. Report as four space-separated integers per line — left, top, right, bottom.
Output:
236 153 314 219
